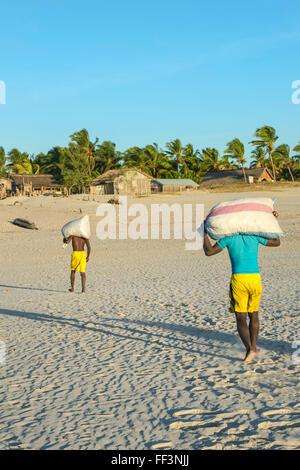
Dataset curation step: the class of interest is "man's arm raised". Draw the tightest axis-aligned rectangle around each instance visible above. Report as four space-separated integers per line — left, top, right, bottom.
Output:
266 238 280 247
266 210 281 247
203 230 223 256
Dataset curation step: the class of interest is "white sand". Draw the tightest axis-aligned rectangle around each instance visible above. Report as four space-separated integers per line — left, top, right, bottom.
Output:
0 188 300 450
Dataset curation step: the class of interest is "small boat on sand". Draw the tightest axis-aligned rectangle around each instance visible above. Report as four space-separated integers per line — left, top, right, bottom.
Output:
12 218 38 230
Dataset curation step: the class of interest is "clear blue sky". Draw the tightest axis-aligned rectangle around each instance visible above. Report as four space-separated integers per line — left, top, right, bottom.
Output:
0 0 299 164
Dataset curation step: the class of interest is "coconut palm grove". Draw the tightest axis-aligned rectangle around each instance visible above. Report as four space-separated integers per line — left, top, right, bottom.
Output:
1 125 299 193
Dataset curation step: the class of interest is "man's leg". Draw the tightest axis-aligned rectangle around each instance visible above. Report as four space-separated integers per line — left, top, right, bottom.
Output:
80 272 86 293
247 275 262 354
249 311 259 353
235 312 257 362
69 270 75 292
235 312 251 351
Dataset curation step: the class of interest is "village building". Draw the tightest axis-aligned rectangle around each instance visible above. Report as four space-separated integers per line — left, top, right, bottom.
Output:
10 174 66 196
200 168 274 188
0 177 12 199
90 168 152 197
151 178 199 192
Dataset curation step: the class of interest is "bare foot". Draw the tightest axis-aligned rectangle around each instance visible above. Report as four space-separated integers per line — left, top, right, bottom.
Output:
244 350 257 364
81 291 86 294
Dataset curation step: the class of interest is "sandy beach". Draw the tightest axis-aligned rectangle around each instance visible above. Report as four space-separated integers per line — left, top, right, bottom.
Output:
0 187 300 450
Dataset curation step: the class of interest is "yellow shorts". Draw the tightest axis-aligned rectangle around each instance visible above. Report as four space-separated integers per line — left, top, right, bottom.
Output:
229 274 262 313
71 251 86 273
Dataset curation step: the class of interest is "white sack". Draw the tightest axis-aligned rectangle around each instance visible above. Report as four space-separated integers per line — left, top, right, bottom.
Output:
61 215 91 239
205 197 285 240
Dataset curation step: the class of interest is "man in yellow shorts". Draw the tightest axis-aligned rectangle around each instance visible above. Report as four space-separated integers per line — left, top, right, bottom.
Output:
203 211 280 363
63 235 91 293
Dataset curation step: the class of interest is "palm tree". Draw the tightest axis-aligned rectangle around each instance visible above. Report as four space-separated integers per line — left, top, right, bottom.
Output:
29 158 40 174
58 147 91 194
182 144 203 180
292 143 300 180
250 147 267 168
293 141 300 160
165 139 187 174
220 155 238 169
35 146 66 182
272 144 295 181
142 143 171 178
183 144 201 168
7 148 39 174
250 126 279 180
183 144 200 160
223 138 247 182
201 147 229 172
95 141 121 175
122 146 146 170
69 129 99 176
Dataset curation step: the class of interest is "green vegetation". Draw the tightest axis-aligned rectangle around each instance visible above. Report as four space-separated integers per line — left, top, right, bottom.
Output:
224 138 247 183
1 126 299 192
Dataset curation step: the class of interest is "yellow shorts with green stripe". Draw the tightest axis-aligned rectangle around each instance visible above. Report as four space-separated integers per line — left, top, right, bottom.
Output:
71 251 86 273
229 274 262 313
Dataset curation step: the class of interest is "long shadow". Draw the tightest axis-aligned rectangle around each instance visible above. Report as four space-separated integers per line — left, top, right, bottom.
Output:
0 284 65 294
100 317 292 354
0 308 291 361
0 308 241 362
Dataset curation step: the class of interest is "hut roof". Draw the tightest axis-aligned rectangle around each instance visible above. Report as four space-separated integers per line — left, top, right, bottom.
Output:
153 178 199 186
10 174 63 188
200 168 273 187
90 168 152 185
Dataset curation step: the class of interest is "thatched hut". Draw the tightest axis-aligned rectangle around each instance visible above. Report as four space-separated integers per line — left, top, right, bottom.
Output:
90 169 152 197
0 177 12 199
200 168 273 188
151 178 199 192
10 174 65 195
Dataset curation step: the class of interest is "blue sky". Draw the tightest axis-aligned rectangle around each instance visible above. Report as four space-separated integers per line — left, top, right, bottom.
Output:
0 0 299 164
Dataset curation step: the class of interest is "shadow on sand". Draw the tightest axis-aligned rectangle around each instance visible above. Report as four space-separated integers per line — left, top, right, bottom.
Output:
0 308 291 362
0 284 65 294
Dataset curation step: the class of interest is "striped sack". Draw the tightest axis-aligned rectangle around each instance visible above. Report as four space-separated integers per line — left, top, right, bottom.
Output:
204 197 285 240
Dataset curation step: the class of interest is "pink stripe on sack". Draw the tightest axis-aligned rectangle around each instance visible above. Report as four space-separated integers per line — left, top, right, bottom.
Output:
207 203 273 219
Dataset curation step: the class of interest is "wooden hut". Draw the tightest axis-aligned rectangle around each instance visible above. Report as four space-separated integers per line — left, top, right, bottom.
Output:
90 169 152 197
10 174 65 195
200 168 274 188
0 177 12 199
151 178 199 193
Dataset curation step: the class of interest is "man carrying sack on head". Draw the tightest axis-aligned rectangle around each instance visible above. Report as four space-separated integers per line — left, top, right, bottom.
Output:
62 215 91 294
203 199 282 364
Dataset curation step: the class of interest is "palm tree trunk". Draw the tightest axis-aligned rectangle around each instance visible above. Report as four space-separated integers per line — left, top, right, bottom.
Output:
288 165 295 182
269 150 276 181
242 165 247 183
